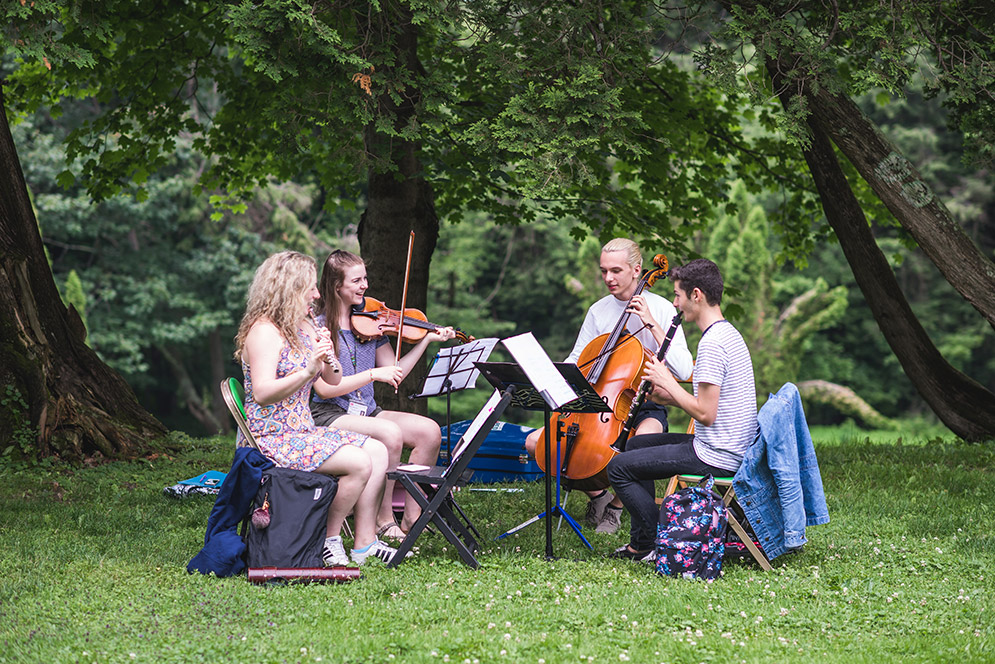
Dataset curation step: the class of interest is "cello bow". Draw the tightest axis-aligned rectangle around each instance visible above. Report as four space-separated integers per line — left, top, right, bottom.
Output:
609 310 684 453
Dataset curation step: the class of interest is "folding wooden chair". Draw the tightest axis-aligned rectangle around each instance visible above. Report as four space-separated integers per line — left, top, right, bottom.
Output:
387 388 513 569
219 377 260 450
663 474 772 571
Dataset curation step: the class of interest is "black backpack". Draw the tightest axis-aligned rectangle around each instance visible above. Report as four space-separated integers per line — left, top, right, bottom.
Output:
244 467 337 568
655 475 728 580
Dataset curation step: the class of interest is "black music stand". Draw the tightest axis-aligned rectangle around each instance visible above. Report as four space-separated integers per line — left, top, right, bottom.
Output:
410 338 499 457
476 361 610 559
387 387 513 569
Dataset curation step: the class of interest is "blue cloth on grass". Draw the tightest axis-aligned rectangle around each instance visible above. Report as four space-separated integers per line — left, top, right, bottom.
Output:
187 447 273 577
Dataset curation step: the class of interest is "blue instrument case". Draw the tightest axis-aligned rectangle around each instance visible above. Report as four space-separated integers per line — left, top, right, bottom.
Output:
439 420 541 483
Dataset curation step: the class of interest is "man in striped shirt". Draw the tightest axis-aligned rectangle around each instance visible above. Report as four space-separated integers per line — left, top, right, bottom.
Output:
606 258 758 561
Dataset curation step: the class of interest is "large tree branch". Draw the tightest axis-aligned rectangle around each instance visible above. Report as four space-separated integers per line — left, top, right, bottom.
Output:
806 86 995 334
773 70 995 440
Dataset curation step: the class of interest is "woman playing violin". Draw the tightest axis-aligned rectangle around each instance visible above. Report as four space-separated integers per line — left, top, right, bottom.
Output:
311 249 457 541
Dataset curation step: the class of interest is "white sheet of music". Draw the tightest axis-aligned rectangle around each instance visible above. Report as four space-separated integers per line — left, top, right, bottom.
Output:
501 332 577 409
449 388 503 466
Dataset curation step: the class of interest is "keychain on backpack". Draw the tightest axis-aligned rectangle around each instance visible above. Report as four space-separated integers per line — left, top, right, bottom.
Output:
251 493 271 529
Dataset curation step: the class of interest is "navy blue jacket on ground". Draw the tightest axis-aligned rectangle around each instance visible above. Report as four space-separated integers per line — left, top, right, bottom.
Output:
187 447 273 577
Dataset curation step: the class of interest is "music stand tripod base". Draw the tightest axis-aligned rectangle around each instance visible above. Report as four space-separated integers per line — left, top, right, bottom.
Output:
495 411 591 553
476 361 608 558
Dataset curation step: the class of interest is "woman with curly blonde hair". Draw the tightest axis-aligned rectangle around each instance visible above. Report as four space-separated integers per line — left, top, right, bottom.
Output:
235 250 398 566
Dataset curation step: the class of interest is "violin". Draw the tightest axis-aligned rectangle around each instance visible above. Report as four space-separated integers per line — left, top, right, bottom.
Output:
350 296 472 344
535 254 671 490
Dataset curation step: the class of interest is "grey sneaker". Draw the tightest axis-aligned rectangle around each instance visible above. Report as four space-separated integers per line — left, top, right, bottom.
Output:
350 539 398 566
639 549 658 564
585 490 613 528
594 504 623 534
322 536 349 567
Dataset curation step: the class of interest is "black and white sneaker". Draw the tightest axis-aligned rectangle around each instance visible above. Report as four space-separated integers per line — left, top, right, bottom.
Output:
609 544 654 561
350 539 398 565
322 536 349 567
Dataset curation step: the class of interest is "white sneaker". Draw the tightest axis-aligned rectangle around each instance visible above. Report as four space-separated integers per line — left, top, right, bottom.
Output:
350 539 397 565
322 536 349 567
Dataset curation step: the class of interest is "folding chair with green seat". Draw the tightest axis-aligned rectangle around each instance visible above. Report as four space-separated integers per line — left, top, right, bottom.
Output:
219 377 353 537
220 377 260 450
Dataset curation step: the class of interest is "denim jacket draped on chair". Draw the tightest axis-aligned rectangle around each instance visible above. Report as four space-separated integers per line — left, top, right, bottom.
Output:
732 382 829 560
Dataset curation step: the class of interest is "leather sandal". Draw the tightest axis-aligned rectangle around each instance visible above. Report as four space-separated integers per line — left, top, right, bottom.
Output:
377 522 407 542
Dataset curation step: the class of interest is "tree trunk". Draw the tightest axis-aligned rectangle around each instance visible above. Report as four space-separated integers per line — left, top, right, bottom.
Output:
807 86 995 334
357 7 439 415
775 76 995 440
0 84 166 460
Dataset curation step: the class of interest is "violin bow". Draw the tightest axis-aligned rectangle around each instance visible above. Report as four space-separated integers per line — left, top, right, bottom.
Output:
393 231 416 389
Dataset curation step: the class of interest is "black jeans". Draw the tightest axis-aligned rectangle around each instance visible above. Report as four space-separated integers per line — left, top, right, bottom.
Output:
606 433 731 551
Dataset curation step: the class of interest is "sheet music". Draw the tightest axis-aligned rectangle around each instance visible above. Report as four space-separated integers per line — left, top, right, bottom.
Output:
449 389 503 466
418 337 500 397
501 332 577 409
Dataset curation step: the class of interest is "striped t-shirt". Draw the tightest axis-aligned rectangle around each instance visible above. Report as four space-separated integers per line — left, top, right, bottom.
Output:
692 320 758 471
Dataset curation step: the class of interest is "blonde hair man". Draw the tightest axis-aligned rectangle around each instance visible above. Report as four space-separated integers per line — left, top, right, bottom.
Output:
525 239 693 533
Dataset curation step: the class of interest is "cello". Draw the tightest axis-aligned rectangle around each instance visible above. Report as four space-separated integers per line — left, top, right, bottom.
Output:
534 254 672 490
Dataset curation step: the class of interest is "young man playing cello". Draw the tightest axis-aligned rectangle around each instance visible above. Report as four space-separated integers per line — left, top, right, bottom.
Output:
606 258 758 560
525 238 693 534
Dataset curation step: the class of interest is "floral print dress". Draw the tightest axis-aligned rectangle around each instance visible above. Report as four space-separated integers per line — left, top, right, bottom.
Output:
239 327 368 471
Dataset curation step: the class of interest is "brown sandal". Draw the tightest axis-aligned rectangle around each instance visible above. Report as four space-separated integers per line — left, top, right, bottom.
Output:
377 522 407 542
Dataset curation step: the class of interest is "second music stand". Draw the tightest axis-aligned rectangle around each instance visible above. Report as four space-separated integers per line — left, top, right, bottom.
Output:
475 360 610 559
410 338 499 457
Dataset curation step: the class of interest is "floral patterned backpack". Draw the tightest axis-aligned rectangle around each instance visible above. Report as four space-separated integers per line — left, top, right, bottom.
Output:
655 475 728 580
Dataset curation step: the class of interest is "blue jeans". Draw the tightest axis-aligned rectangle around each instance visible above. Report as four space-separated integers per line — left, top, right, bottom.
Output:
607 433 731 551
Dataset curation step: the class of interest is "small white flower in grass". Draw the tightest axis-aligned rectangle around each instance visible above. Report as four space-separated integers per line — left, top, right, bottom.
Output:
504 634 511 640
444 656 450 662
739 611 747 618
488 623 495 629
431 652 438 657
500 650 507 656
130 656 136 660
619 653 631 661
301 648 307 654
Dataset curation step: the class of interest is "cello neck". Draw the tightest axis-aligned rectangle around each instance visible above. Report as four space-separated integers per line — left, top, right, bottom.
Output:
587 272 652 382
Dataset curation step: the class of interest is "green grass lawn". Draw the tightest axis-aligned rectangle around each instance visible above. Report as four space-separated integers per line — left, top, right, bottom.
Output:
1 430 992 663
